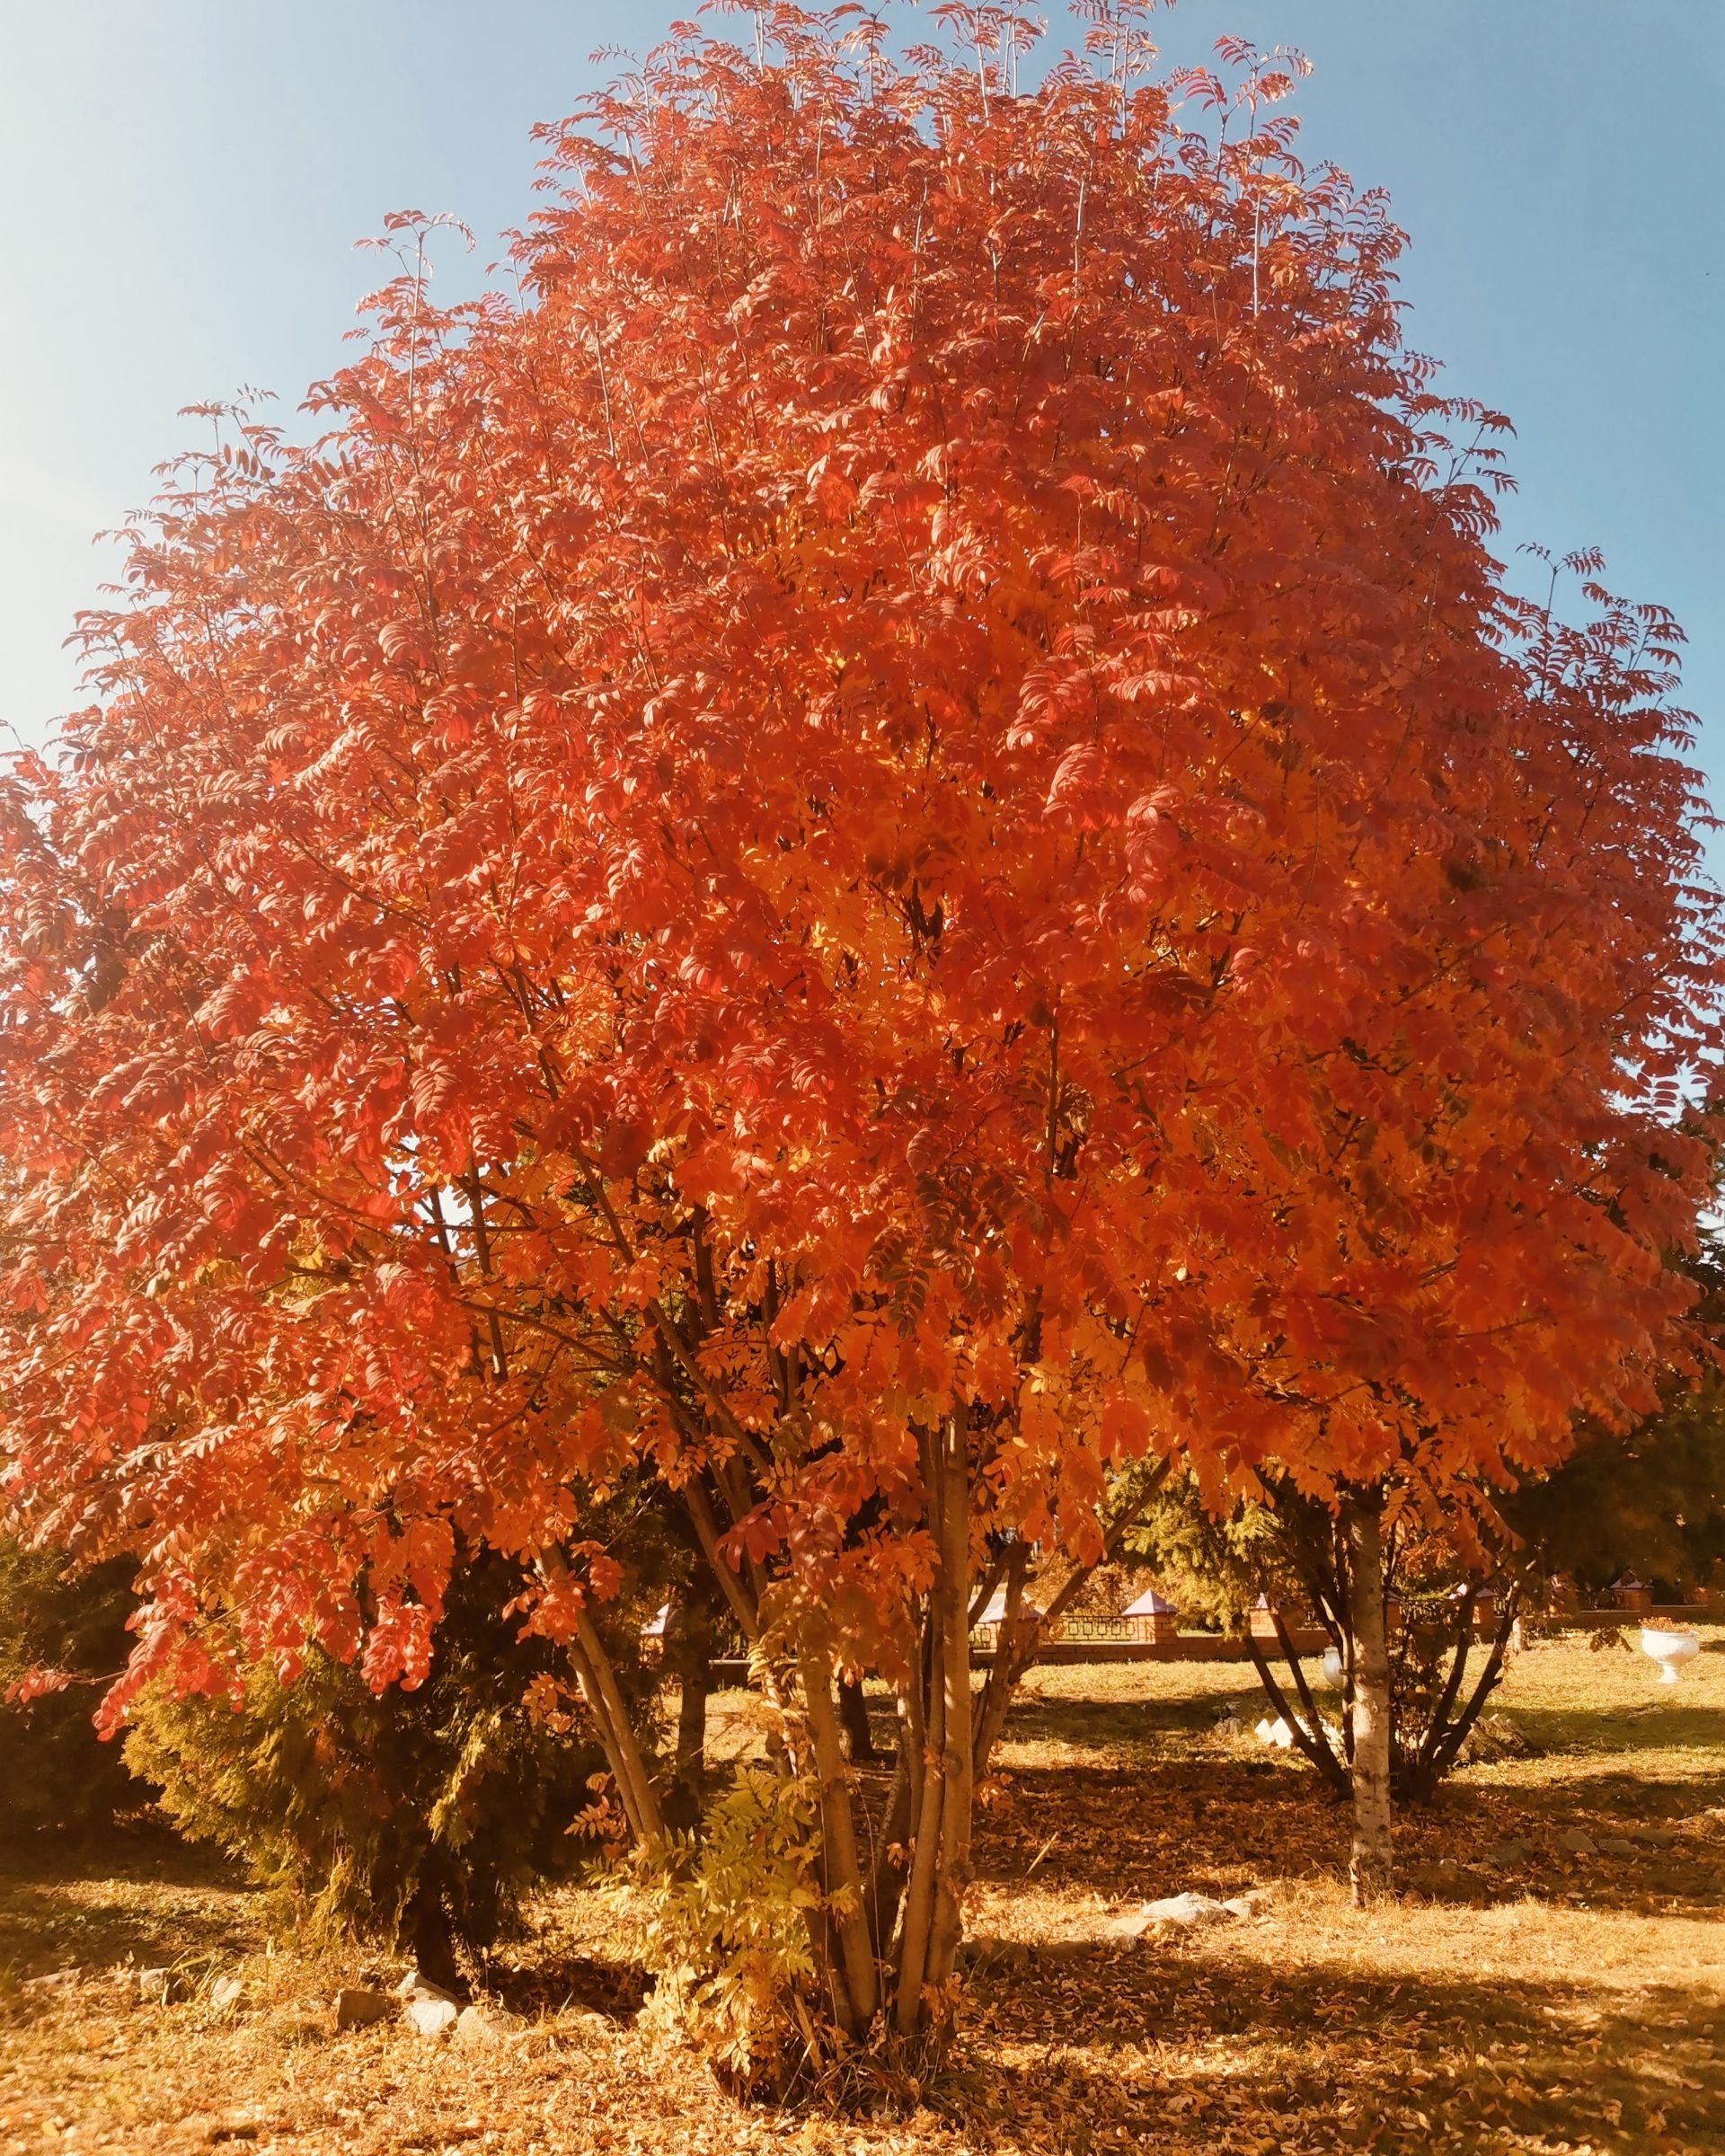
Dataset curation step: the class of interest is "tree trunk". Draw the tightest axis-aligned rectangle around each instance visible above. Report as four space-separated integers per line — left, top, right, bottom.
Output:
923 1412 974 2002
894 1414 978 2038
676 1639 712 1780
403 1869 463 1994
968 1461 1172 1784
836 1670 879 1762
569 1603 666 1844
1416 1580 1523 1795
536 1550 668 1846
799 1636 880 2034
1244 1623 1349 1797
894 1540 948 2034
969 1538 1030 1776
1344 1497 1394 1903
668 1586 714 1827
864 1739 916 1957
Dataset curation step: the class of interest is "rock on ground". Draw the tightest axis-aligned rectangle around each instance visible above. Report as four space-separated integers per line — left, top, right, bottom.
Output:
1405 1859 1487 1902
1458 1714 1537 1763
405 1995 461 2039
1479 1837 1535 1870
332 1987 394 2031
455 2003 517 2046
1110 1891 1243 1940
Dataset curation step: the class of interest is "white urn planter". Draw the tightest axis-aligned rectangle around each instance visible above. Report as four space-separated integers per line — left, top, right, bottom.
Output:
1317 1646 1344 1690
1640 1624 1700 1684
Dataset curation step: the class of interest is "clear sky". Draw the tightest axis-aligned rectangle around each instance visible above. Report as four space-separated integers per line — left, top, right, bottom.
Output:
3 3 1720 852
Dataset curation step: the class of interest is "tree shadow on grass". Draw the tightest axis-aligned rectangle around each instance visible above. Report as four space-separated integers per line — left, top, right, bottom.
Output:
0 1828 252 1977
995 1685 1243 1760
954 1952 1725 2154
1506 1697 1725 1755
973 1757 1725 1919
1402 1772 1725 1917
0 1876 252 1980
0 1823 234 1893
975 1758 1352 1904
484 1945 651 2022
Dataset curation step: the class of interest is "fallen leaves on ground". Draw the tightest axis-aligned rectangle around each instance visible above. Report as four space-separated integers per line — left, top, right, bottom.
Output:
3 1634 1721 2155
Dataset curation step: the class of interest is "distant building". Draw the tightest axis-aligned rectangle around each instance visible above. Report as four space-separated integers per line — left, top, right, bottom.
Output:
1122 1587 1179 1643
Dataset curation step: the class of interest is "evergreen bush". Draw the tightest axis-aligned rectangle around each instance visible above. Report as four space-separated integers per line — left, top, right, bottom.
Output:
124 1551 640 1985
0 1536 141 1837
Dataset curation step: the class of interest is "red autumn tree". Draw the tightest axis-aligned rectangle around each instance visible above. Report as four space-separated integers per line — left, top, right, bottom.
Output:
1 4 1716 2062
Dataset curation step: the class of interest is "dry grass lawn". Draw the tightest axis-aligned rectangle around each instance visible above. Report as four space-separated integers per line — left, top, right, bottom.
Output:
3 1626 1721 2155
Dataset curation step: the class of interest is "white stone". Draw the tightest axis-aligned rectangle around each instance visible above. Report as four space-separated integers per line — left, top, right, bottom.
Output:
1137 1891 1239 1930
208 1975 244 2012
454 2003 514 2046
332 1986 394 2030
405 1995 460 2039
395 1968 461 2005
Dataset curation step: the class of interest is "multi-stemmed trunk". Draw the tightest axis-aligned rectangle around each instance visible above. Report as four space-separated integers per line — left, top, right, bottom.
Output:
836 1670 879 1762
548 1415 981 2048
889 1414 975 2036
1245 1502 1527 1869
555 1418 1163 2053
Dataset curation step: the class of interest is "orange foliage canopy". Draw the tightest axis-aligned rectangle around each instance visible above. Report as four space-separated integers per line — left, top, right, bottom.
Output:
0 5 1717 1716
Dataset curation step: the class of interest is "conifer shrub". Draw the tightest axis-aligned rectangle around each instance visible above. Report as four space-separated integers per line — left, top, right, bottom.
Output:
124 1551 645 1985
0 1536 142 1837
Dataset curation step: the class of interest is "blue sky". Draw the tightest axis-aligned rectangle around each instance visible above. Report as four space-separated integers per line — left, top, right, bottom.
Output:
2 2 1719 855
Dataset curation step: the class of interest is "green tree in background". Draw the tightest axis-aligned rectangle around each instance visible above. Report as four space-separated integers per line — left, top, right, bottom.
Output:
0 1538 141 1838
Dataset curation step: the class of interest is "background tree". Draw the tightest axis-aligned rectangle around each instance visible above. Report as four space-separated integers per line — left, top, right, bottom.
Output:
0 2 1716 2066
1161 1236 1725 1837
0 1538 141 1838
1508 1249 1725 1604
1234 1486 1523 1808
1135 1474 1519 1808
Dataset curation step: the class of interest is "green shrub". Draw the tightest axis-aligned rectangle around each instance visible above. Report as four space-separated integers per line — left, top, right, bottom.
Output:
125 1552 626 1985
624 1764 824 2091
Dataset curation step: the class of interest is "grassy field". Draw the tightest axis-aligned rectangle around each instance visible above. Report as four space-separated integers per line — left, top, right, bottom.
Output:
3 1627 1721 2155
